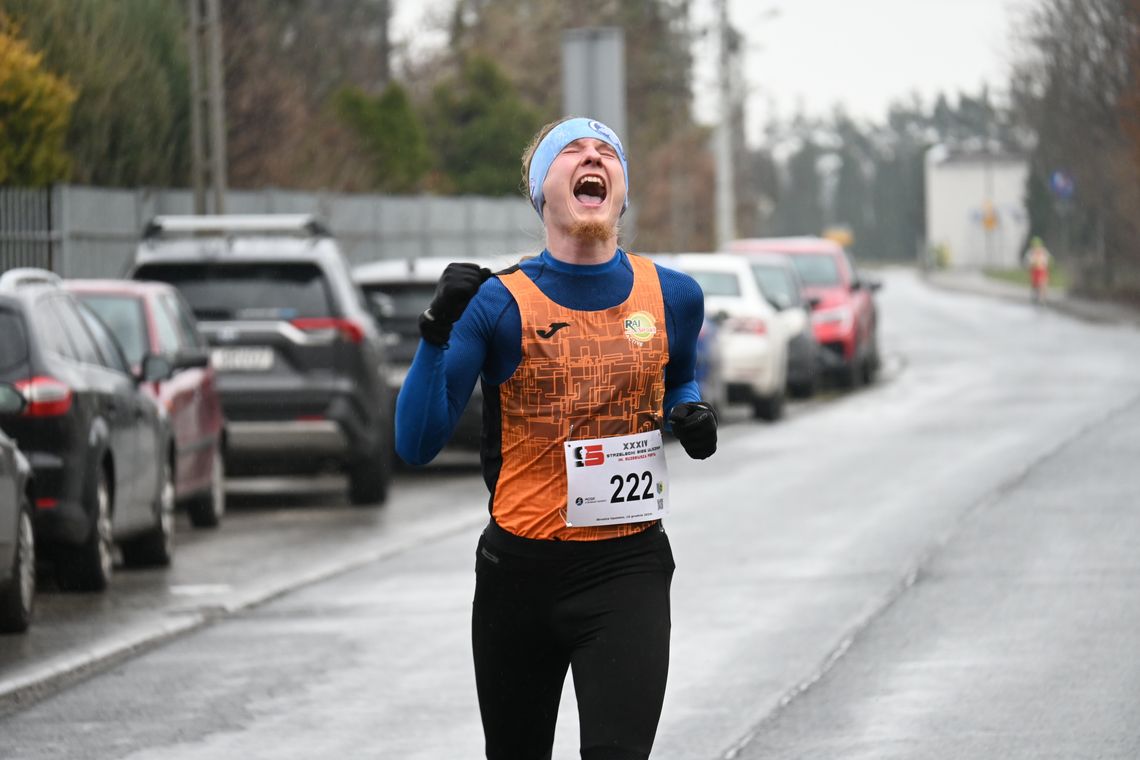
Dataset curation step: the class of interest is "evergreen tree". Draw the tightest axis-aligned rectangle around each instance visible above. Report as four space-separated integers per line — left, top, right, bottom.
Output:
775 139 825 237
336 83 430 193
425 54 541 196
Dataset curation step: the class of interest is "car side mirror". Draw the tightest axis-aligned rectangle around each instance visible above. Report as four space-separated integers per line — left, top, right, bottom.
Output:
173 347 210 371
711 310 730 325
138 354 173 384
0 383 27 415
807 296 822 310
866 277 883 292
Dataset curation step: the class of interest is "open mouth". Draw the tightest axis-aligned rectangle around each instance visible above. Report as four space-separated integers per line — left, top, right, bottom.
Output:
574 174 607 207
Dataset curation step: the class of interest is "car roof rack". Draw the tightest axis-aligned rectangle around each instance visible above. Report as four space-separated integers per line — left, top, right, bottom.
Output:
142 214 331 239
0 268 63 291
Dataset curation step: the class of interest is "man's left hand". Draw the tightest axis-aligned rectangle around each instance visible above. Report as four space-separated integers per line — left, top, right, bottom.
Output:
668 401 717 460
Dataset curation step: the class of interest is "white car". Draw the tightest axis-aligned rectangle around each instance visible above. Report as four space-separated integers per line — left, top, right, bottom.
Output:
657 253 791 421
746 252 821 398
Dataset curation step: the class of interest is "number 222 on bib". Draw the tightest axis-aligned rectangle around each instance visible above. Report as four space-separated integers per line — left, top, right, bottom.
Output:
564 429 669 528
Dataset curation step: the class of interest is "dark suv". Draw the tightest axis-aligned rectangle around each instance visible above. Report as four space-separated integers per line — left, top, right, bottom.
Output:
131 215 394 505
0 269 175 592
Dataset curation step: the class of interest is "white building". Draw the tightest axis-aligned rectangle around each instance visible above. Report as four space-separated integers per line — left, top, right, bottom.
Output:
924 146 1029 269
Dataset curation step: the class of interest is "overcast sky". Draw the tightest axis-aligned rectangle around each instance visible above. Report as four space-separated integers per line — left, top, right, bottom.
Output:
392 0 1042 144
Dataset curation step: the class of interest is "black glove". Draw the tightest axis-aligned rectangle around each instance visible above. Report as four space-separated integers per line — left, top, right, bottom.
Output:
419 263 492 346
668 401 717 460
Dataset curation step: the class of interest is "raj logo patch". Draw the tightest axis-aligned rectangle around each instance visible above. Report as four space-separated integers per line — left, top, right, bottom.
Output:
623 311 657 346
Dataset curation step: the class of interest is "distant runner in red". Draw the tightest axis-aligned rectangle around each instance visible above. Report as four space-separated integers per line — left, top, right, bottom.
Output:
1027 236 1052 304
396 117 718 759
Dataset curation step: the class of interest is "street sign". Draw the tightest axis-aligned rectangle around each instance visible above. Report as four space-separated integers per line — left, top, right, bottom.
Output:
561 28 627 145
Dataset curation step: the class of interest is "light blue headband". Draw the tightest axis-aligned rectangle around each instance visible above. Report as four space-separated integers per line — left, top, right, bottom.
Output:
528 117 629 219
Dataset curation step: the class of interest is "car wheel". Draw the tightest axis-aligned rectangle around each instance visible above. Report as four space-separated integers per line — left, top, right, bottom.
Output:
862 333 881 385
837 358 863 390
188 448 225 529
788 372 817 399
348 438 391 507
0 497 36 633
752 390 785 422
121 455 175 568
57 463 114 592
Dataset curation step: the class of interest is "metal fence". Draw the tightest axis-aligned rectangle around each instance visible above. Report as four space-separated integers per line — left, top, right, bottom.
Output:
0 187 58 272
0 185 545 278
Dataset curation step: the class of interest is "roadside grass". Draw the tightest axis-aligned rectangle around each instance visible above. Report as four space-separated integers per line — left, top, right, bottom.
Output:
984 267 1069 290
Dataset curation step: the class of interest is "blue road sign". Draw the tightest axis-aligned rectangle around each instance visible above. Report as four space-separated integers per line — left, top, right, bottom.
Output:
1049 170 1075 201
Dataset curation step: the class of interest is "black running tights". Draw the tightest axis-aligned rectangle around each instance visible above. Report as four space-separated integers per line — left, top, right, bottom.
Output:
472 523 675 760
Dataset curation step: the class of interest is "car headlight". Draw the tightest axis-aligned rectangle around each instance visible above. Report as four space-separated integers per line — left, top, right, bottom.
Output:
812 306 853 329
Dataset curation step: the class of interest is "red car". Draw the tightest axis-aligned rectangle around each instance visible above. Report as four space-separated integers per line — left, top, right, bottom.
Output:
66 280 227 527
730 237 882 388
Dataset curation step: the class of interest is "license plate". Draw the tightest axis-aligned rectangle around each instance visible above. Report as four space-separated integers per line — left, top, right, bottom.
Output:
211 347 274 371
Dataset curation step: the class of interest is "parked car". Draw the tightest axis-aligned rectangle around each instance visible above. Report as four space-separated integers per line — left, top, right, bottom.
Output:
352 255 517 458
646 255 728 413
0 383 35 633
130 215 394 505
0 269 175 592
730 237 881 388
353 257 478 456
65 280 227 528
744 252 821 398
656 253 791 421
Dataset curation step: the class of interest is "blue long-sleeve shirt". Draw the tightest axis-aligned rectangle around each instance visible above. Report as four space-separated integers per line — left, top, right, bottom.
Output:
396 249 704 465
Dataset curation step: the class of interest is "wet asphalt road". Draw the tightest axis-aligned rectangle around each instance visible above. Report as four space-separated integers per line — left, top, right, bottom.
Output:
2 268 1140 759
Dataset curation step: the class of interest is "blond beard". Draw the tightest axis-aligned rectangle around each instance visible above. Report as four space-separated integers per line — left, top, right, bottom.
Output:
568 219 617 245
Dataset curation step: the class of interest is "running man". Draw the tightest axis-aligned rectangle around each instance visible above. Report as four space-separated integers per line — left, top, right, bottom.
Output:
1027 236 1052 304
396 117 716 760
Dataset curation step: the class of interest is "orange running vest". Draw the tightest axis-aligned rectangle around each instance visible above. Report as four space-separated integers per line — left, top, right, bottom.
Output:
493 253 670 541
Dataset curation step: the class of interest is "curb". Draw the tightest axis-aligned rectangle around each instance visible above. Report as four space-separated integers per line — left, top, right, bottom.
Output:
923 272 1140 329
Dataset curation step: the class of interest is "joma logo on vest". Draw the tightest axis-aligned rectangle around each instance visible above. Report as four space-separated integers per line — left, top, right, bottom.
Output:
623 311 657 345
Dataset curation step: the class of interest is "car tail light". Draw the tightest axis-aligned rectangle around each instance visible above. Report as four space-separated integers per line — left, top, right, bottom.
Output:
15 376 73 417
290 318 365 344
35 498 59 510
727 317 767 335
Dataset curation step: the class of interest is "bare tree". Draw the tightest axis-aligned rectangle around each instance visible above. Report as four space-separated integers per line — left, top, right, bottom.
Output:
1012 0 1140 298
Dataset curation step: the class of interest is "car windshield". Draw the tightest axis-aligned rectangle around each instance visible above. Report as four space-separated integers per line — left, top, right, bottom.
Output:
0 309 28 373
76 295 148 366
687 271 741 297
751 265 796 306
788 254 841 286
134 263 333 321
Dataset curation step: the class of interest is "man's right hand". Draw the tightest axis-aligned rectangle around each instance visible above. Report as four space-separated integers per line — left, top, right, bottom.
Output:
419 263 493 346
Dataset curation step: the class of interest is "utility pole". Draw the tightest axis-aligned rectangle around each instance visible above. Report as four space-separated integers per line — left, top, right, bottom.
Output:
377 0 391 88
714 0 736 250
187 0 206 213
187 0 227 214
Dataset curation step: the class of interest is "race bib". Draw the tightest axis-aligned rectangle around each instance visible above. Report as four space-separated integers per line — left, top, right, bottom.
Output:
564 429 669 527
